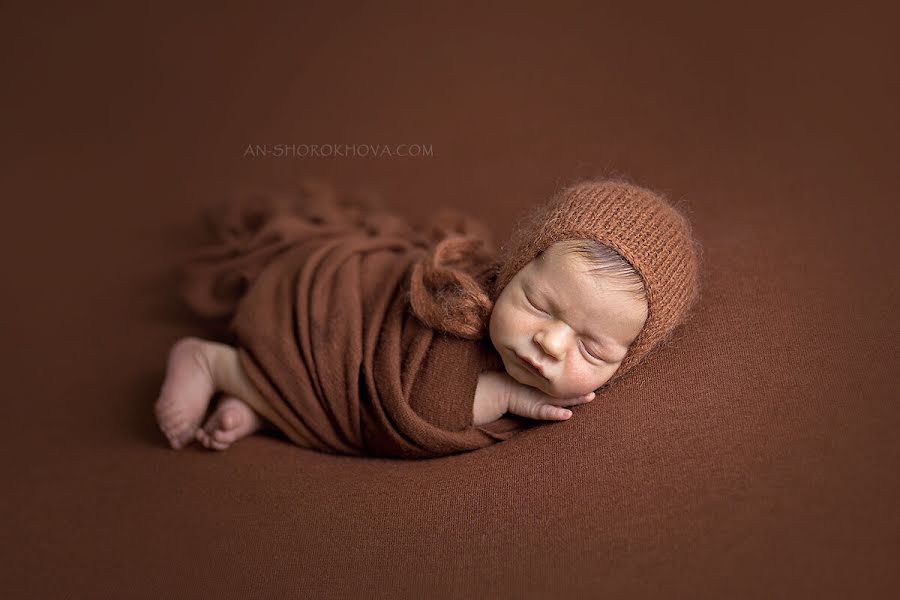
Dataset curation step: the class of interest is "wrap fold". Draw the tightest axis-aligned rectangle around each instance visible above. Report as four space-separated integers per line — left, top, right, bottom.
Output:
178 180 530 458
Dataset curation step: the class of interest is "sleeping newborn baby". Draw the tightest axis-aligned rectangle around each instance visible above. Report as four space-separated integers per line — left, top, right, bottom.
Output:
155 178 700 457
475 237 649 425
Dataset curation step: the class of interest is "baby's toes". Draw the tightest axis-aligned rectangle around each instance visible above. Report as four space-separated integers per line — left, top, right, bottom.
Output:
195 427 209 443
212 419 243 445
208 438 232 451
160 416 192 449
172 425 200 449
217 409 242 433
195 427 228 451
193 405 238 449
194 427 212 447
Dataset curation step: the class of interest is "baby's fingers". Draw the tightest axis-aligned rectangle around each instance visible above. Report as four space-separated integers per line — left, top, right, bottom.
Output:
551 392 596 408
508 388 587 421
531 403 573 420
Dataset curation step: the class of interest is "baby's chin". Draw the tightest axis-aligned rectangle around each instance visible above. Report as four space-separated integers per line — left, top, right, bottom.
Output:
504 366 584 399
496 347 600 397
500 361 544 391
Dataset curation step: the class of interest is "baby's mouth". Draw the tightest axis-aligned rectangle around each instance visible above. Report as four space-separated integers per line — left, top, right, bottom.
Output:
512 350 547 380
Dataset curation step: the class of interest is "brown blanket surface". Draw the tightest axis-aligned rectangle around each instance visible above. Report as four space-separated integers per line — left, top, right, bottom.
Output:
178 181 531 458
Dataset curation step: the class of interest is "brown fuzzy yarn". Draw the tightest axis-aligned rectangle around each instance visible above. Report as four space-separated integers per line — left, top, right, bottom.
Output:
491 178 702 383
408 235 498 340
182 174 700 404
406 177 701 386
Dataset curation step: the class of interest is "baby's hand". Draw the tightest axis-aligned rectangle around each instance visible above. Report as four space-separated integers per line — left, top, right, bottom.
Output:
473 371 595 426
505 376 595 421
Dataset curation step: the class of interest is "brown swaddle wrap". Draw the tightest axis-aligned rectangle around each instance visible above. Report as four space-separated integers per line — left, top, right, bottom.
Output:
178 180 530 458
178 177 700 458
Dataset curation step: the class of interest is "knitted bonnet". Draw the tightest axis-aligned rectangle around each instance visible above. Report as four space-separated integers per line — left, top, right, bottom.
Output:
491 178 701 384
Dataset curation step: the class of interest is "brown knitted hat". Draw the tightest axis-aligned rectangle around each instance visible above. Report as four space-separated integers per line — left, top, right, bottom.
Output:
491 178 701 384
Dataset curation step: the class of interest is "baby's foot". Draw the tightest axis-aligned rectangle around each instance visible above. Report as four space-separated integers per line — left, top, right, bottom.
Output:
195 396 263 451
154 337 217 449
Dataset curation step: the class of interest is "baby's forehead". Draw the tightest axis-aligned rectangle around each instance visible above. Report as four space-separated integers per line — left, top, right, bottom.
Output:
532 243 594 270
527 245 636 302
526 251 599 292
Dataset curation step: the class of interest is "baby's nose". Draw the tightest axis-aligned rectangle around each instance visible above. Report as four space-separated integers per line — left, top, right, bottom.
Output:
535 324 570 358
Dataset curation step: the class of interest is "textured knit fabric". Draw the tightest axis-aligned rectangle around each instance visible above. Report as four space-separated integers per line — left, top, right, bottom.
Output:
178 180 528 458
492 178 702 382
178 178 700 457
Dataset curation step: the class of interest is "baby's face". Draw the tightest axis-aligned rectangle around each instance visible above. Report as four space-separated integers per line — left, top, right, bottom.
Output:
489 241 648 398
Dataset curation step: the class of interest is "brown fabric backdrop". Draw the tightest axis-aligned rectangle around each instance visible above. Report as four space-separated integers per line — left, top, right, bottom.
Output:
2 1 898 598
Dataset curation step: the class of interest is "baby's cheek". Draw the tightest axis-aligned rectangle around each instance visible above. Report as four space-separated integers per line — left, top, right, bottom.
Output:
558 363 607 396
495 308 522 339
